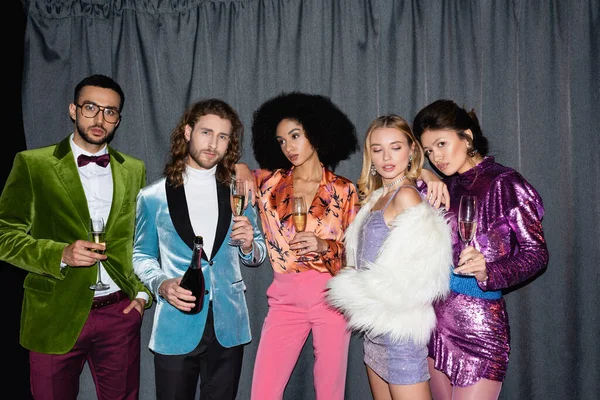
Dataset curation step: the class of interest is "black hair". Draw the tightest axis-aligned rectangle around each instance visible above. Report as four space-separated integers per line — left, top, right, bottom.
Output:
251 91 358 170
412 99 489 156
73 74 125 112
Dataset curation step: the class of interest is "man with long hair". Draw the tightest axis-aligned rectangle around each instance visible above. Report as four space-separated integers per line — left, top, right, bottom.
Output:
133 98 266 400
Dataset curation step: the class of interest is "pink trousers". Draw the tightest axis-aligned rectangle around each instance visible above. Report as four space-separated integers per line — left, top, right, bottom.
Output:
251 270 350 400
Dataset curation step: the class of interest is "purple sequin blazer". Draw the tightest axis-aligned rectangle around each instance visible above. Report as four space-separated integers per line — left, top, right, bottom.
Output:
445 157 549 292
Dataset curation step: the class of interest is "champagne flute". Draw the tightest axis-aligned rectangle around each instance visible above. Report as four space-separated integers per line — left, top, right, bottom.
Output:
89 217 110 290
292 196 311 262
228 179 247 246
457 195 477 276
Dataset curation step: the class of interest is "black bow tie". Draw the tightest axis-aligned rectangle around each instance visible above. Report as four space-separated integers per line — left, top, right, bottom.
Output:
77 153 110 168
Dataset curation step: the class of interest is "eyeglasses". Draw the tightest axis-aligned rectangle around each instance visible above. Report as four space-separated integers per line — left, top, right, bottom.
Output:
76 102 121 124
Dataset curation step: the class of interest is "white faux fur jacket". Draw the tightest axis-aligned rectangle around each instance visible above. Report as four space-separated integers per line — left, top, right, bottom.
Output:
326 187 452 346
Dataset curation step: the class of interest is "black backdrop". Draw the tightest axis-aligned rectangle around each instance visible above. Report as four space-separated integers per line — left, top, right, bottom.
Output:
3 2 30 399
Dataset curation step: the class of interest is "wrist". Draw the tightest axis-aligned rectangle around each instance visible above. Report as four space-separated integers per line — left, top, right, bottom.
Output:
241 242 253 255
235 162 248 172
477 273 489 289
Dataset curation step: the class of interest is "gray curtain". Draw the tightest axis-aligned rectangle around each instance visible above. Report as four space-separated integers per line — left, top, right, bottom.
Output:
19 0 599 399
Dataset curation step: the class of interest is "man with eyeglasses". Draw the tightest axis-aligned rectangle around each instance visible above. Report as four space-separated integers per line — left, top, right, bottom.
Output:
0 74 151 399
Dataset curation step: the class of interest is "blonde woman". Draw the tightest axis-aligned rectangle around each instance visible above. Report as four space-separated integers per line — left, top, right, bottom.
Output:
326 114 452 400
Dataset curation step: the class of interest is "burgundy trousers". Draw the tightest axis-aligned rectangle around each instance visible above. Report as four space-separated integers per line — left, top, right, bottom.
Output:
29 294 143 400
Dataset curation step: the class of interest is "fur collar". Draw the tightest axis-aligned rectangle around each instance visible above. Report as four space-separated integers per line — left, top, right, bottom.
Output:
326 188 452 345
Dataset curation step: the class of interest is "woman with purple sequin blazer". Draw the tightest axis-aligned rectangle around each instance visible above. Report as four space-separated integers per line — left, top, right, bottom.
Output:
413 99 549 400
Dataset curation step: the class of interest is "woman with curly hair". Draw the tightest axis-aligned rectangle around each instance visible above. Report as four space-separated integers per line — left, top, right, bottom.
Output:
236 91 360 399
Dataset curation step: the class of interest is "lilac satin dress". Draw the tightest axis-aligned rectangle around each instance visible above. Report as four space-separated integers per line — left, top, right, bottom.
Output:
429 157 549 386
356 187 430 385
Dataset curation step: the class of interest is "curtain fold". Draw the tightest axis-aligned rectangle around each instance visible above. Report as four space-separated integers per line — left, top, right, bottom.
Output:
19 1 600 399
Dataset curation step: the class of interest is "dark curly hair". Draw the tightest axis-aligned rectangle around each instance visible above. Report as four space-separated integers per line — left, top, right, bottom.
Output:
251 92 358 171
412 99 489 157
163 99 243 187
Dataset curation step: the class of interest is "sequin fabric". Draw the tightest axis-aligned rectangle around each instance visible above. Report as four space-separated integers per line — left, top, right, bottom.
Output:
429 156 548 386
429 292 510 386
357 189 430 385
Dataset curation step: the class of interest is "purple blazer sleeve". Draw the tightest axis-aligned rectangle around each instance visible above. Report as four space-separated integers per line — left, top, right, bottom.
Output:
479 172 549 290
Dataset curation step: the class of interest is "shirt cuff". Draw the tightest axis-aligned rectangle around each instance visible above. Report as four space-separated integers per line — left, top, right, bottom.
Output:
238 241 255 262
136 292 150 302
59 261 68 276
320 240 342 275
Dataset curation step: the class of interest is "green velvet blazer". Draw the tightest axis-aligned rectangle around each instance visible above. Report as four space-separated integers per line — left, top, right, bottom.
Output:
0 135 152 354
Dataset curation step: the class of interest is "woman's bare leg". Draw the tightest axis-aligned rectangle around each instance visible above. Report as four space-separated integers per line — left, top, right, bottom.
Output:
367 365 392 400
427 357 452 400
452 379 502 400
367 364 433 400
389 380 432 400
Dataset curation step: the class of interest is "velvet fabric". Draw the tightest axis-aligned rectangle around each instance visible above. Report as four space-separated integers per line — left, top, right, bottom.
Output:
29 297 143 399
0 135 150 354
133 177 267 355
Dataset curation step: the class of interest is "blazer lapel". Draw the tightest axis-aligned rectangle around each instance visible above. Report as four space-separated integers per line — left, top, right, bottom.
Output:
53 137 89 230
211 181 231 259
165 180 208 260
105 148 127 233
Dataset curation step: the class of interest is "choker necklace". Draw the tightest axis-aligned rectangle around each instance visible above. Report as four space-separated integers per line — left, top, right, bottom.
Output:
383 175 406 188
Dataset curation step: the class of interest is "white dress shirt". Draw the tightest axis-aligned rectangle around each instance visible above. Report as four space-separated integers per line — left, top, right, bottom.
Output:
69 134 148 302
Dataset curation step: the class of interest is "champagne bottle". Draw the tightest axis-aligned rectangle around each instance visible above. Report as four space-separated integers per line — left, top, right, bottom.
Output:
179 236 205 314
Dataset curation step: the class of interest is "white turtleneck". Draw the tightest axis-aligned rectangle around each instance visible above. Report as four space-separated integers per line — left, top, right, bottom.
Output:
183 164 219 257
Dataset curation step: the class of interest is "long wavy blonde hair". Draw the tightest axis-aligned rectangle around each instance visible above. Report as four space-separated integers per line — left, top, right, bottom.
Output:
356 114 424 204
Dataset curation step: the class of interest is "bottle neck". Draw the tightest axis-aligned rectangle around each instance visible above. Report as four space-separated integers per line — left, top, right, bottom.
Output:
190 243 203 270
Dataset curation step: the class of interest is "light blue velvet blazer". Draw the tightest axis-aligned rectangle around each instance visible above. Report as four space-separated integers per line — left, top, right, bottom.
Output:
133 177 266 355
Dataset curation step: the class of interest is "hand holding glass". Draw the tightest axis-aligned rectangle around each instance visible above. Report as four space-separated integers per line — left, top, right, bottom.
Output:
228 179 247 246
456 195 477 276
89 218 109 290
458 195 477 245
292 196 312 262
